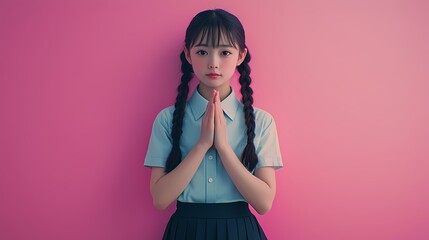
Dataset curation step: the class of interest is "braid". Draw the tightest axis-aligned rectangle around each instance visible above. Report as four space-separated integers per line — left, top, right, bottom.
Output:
165 51 193 173
237 50 258 171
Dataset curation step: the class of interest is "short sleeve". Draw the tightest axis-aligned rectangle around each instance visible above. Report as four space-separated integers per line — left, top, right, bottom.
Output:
254 112 283 170
144 108 173 168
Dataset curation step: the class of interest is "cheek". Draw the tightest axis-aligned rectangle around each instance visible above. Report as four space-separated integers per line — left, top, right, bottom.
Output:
222 59 239 72
224 57 239 67
191 59 205 68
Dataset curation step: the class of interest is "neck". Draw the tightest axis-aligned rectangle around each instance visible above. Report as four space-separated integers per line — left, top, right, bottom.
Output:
198 84 231 101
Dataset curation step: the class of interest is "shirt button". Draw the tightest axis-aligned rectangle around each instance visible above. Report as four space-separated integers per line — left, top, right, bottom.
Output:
208 155 213 160
208 177 214 183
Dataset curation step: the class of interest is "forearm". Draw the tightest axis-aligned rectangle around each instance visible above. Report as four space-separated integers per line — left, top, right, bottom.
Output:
217 145 276 215
150 143 208 210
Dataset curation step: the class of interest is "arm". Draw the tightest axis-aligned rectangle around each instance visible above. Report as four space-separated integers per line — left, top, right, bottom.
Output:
213 91 276 215
150 90 216 210
217 147 276 215
150 142 209 210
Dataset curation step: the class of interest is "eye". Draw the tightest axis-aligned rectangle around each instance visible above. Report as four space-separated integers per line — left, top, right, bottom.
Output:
222 51 231 56
196 50 208 55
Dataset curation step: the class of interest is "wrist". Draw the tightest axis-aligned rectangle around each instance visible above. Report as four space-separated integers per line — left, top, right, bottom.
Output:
195 141 212 152
215 143 232 155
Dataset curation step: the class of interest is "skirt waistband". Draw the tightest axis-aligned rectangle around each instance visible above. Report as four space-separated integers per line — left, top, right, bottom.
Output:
174 201 251 218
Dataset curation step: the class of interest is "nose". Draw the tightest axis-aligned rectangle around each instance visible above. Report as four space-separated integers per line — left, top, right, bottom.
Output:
208 55 219 69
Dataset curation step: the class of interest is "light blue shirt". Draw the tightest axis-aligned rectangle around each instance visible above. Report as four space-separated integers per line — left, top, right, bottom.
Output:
144 86 283 203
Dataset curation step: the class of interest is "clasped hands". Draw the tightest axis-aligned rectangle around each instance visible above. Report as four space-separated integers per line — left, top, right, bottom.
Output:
198 90 228 151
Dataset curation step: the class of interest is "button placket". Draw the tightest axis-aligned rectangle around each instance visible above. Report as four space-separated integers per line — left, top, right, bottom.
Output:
206 149 217 202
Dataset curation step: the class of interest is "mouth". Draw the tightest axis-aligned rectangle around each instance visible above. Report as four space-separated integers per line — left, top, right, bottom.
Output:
206 73 221 78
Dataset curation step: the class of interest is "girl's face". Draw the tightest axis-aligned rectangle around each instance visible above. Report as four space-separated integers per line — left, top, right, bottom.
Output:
185 33 247 95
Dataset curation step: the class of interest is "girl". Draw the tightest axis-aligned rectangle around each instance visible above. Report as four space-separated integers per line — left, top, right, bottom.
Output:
145 9 283 240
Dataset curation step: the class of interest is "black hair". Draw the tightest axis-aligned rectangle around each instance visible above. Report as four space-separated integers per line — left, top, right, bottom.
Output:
165 9 258 173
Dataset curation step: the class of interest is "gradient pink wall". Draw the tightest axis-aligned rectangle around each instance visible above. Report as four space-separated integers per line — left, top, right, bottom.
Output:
1 0 428 239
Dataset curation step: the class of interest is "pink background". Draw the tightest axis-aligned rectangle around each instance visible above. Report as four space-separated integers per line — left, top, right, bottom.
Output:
1 0 428 239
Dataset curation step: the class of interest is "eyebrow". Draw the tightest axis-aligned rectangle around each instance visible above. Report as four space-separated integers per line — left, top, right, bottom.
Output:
194 43 235 48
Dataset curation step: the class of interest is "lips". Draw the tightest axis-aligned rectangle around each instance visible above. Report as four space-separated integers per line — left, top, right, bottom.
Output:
206 73 221 78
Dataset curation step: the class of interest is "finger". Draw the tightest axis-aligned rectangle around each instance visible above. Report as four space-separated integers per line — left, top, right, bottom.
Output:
214 96 222 124
207 93 215 125
202 104 210 121
208 98 215 121
211 89 217 104
217 91 223 113
211 90 217 105
216 99 226 126
216 91 222 115
204 90 215 116
211 90 218 115
214 100 218 125
203 91 214 119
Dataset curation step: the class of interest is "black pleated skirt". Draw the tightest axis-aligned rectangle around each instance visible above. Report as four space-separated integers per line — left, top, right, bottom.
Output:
162 201 267 240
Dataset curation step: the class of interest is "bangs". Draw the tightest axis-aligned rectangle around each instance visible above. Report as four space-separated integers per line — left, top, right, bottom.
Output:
185 9 246 50
190 24 238 49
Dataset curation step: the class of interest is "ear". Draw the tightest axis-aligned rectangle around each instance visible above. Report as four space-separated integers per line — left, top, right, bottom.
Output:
184 48 192 65
237 48 248 66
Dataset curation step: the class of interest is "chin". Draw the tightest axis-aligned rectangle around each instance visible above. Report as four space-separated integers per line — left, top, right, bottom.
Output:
207 83 230 90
